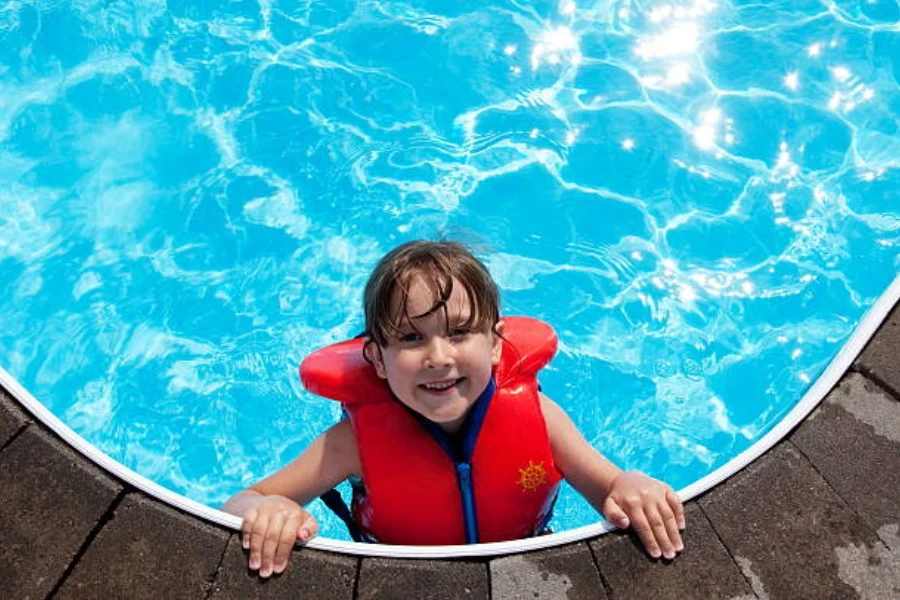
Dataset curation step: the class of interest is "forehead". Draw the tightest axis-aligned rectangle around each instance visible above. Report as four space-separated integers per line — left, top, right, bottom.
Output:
392 275 472 319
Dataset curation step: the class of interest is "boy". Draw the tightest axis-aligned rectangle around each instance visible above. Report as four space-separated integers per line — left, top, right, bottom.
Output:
223 241 684 577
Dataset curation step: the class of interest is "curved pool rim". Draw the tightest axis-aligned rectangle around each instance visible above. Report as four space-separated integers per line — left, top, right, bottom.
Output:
2 274 899 559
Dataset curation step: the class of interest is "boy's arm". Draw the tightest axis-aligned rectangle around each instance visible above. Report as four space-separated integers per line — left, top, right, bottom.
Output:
540 393 685 559
221 419 360 577
244 418 360 504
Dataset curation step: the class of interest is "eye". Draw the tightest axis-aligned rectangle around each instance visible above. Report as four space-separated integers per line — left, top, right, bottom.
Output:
449 327 471 339
398 331 423 343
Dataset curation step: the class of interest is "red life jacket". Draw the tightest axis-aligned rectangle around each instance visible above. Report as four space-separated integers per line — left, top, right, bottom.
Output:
300 316 563 545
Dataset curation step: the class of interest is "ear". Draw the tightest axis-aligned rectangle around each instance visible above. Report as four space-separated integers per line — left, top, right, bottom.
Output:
491 320 505 366
364 341 388 379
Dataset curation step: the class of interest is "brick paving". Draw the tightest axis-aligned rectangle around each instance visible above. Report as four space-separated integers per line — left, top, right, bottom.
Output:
1 303 899 599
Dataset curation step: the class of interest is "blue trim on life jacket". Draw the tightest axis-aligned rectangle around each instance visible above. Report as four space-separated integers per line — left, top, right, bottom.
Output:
402 377 494 462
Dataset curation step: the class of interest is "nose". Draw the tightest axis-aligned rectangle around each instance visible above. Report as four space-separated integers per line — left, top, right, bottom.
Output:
423 335 455 368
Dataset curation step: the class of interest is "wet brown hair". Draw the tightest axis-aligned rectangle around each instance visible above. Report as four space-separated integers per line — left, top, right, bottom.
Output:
363 240 500 348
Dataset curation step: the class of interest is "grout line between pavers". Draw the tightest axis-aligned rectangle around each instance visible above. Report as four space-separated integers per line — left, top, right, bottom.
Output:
863 371 900 404
850 364 900 403
786 439 851 508
47 488 128 600
484 557 493 600
0 420 29 454
204 532 236 600
695 500 760 599
786 438 894 555
351 556 362 600
585 538 615 599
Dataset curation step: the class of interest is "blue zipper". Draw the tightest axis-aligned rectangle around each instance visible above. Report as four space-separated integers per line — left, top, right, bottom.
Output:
456 462 478 544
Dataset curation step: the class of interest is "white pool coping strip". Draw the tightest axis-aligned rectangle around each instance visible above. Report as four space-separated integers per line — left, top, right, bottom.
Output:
2 273 899 559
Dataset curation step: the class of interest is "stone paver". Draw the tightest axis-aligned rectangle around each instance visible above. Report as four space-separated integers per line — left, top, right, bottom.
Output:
57 493 229 599
589 505 752 600
700 442 880 599
357 557 489 600
490 542 606 599
210 535 357 599
856 303 900 397
791 373 900 547
0 425 122 599
0 385 29 447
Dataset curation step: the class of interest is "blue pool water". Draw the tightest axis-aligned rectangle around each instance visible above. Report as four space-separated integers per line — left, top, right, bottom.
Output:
1 1 898 541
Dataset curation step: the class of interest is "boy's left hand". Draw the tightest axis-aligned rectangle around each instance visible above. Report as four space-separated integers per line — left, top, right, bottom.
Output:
602 470 685 560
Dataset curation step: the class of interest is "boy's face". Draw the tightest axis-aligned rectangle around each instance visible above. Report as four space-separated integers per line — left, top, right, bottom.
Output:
365 275 503 436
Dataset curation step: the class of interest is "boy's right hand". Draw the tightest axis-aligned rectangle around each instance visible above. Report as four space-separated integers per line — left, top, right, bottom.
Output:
241 495 318 578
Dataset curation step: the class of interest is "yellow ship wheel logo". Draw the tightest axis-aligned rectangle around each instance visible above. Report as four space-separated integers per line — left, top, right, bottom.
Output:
518 461 547 492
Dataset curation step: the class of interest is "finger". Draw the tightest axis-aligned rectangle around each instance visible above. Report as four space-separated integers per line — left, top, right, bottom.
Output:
650 502 681 559
643 504 676 559
247 512 270 571
241 509 257 551
627 508 662 559
659 500 684 554
273 512 301 575
667 488 686 530
297 511 319 542
602 496 630 529
259 511 286 578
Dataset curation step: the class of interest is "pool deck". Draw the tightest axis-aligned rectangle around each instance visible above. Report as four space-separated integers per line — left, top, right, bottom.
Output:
1 305 899 599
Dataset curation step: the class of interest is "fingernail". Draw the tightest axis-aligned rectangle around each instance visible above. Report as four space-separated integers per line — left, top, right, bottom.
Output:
676 543 684 551
249 557 259 569
651 549 661 559
260 567 272 578
299 528 309 541
664 551 675 559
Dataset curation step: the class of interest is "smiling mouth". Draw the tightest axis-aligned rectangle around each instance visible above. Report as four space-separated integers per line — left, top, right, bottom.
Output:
420 378 464 392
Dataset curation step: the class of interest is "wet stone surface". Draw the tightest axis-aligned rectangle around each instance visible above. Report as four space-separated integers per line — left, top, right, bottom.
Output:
210 535 357 599
0 425 122 599
700 442 879 600
792 373 900 544
56 493 229 600
490 542 606 599
356 557 489 600
856 303 900 397
589 505 752 600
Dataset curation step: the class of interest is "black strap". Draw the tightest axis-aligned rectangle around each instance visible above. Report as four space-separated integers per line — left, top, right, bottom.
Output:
318 488 367 543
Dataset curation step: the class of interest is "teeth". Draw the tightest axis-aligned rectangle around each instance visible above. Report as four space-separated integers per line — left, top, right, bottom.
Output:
424 380 456 390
